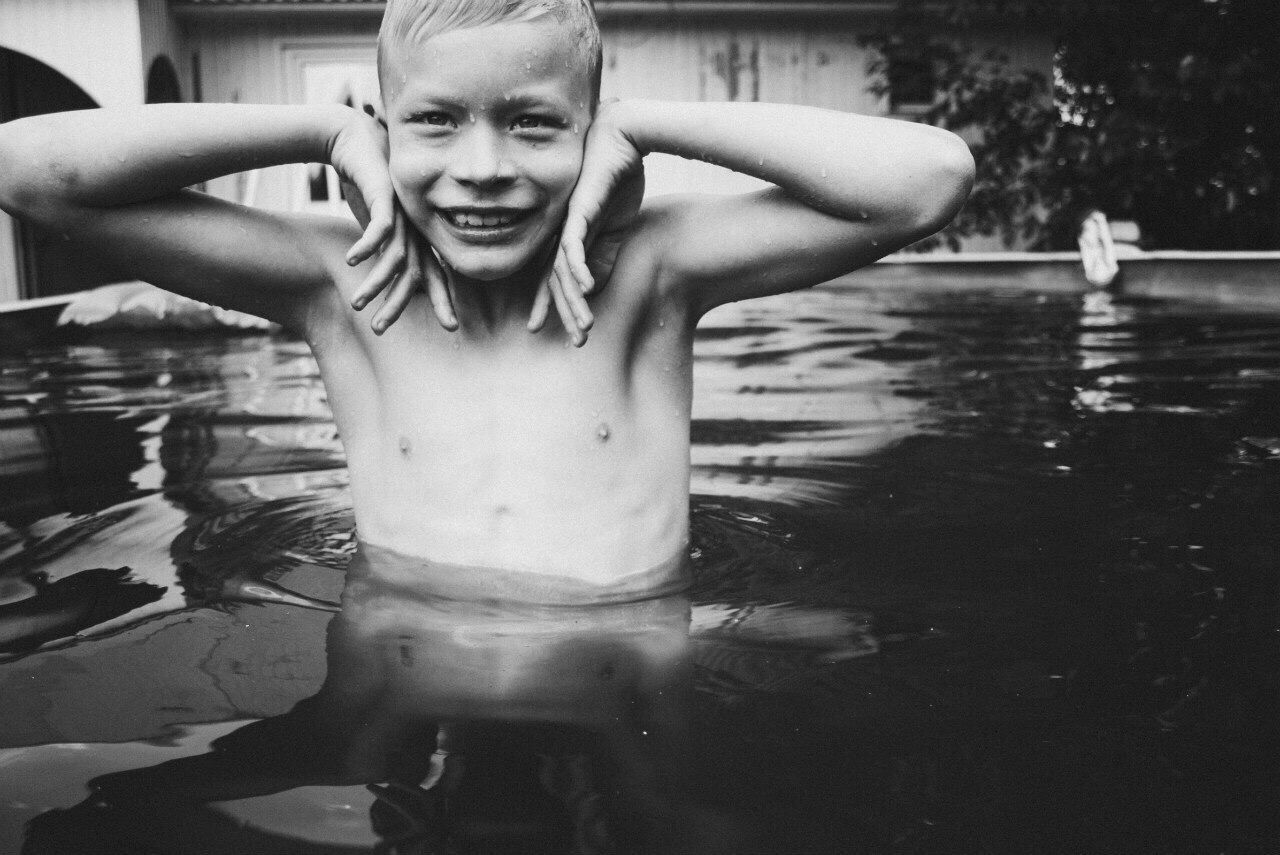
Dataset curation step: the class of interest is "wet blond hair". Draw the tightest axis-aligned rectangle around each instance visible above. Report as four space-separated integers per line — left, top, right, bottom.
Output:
377 0 603 105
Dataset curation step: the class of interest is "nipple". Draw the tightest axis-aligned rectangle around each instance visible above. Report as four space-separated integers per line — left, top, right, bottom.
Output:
398 436 412 456
596 422 610 442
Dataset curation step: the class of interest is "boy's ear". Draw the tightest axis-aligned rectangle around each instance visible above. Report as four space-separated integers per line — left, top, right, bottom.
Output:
362 102 387 129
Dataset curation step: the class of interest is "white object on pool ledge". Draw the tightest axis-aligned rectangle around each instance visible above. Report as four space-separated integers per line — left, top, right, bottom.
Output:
1078 210 1120 288
57 281 273 331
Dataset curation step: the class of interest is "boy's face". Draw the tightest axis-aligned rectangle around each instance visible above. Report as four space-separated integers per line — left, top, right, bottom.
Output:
382 20 594 284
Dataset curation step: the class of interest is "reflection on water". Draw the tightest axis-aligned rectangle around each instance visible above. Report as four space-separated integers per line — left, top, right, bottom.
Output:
1 286 1279 852
21 550 743 854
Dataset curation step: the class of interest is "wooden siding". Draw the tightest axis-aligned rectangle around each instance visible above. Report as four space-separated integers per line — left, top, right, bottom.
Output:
186 18 380 207
604 22 881 195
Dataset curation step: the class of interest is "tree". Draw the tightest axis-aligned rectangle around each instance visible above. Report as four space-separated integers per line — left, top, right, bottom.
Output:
864 0 1280 250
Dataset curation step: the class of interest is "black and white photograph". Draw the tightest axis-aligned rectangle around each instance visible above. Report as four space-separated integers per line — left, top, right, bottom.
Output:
0 0 1276 852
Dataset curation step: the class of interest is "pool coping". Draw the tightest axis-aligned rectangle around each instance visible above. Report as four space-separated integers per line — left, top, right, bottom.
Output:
837 250 1280 310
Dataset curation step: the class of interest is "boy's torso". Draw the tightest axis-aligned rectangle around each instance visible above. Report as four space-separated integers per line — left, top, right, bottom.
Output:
304 228 696 580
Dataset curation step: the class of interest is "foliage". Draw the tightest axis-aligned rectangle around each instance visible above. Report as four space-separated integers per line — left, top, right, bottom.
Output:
864 0 1280 250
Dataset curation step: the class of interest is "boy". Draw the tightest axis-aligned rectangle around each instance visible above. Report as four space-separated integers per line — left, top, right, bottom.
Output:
0 0 973 590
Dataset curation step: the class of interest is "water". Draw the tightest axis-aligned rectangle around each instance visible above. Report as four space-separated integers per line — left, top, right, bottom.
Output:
1 284 1278 853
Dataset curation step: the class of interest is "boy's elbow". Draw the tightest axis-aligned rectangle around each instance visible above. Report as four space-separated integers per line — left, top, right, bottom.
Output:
917 133 975 233
0 122 78 224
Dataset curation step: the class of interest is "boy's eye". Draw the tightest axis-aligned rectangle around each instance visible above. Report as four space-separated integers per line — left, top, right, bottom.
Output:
407 111 455 128
511 115 561 133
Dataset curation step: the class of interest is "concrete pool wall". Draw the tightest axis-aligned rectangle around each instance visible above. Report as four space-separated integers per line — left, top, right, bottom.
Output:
849 251 1280 310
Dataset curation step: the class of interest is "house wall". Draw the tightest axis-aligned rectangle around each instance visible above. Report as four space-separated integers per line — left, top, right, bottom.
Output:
138 0 190 100
0 0 151 300
0 0 145 107
182 12 1052 248
184 17 381 209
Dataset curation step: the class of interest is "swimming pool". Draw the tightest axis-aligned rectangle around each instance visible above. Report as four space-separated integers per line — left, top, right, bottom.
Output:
0 283 1276 853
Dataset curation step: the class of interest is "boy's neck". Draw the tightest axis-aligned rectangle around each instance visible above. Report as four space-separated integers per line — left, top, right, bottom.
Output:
440 233 557 333
449 269 538 331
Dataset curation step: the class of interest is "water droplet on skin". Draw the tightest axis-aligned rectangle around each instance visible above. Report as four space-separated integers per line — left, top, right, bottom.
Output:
398 436 411 455
572 124 579 134
859 210 869 220
468 112 476 123
757 157 764 166
578 101 585 109
871 240 880 247
525 62 532 70
821 168 828 178
596 422 610 441
658 319 665 327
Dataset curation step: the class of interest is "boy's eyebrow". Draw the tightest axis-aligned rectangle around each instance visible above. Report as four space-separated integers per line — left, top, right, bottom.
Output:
397 89 575 116
501 92 574 112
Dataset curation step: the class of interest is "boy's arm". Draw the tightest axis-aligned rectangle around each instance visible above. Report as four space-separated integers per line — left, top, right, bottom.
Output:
548 100 974 317
0 104 439 331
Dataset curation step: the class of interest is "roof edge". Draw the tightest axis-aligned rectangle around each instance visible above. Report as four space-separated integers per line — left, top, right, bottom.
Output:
169 1 907 20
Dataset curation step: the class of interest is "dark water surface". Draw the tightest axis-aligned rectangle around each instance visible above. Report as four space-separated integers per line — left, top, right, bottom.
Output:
0 285 1277 853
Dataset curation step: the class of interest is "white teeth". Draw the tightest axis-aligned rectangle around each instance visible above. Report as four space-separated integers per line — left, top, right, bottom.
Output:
445 211 516 228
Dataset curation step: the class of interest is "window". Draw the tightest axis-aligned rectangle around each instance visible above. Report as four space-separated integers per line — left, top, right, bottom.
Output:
887 55 936 114
281 41 379 214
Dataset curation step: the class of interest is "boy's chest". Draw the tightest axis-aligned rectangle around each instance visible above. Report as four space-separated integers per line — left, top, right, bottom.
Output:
320 310 692 460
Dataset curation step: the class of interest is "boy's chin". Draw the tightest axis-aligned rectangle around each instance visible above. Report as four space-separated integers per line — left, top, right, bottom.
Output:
433 239 552 285
443 252 535 284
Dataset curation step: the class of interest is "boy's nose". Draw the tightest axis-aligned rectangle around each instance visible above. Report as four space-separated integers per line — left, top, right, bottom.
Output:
451 126 516 187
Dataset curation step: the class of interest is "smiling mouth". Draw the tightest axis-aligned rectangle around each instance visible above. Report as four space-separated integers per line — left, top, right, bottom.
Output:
438 208 532 229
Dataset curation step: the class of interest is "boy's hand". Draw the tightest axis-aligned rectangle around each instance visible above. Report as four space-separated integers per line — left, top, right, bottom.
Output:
528 100 645 346
329 109 457 334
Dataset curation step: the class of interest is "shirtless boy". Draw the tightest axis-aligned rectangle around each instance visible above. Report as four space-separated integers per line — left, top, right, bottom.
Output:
0 0 973 589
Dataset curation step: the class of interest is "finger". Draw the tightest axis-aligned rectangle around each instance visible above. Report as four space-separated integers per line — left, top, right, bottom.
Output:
339 179 371 230
351 216 406 310
346 190 395 266
371 223 420 333
560 215 595 294
547 262 586 347
371 256 419 335
422 246 458 331
527 278 552 332
554 251 593 331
